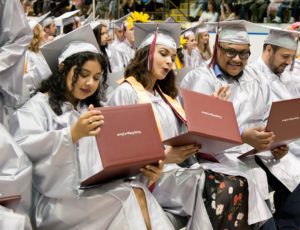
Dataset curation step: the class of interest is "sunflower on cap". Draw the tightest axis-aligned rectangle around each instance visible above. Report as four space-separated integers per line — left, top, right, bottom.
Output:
126 11 150 30
180 35 187 49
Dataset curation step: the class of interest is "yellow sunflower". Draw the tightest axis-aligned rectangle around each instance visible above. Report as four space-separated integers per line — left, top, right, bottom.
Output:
125 11 150 30
180 35 187 48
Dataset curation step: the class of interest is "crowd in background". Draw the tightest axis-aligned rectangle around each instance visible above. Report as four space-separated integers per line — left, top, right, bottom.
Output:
2 0 300 229
190 0 300 23
22 0 300 23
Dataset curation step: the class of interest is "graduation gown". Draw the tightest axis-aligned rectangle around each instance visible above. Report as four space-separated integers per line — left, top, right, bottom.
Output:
0 205 26 230
110 40 135 72
110 38 122 49
0 0 33 127
183 48 205 69
249 57 300 192
24 50 52 95
0 123 32 230
181 63 274 224
106 81 271 227
11 92 173 230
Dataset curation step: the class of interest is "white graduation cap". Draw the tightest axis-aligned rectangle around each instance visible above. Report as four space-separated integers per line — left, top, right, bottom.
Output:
206 20 256 67
164 17 176 23
181 23 210 37
62 15 82 27
134 22 181 71
113 13 132 29
134 22 181 50
90 20 101 30
42 16 55 28
40 24 100 73
183 30 194 38
82 13 94 26
261 25 300 70
263 25 300 51
206 20 257 45
54 10 80 26
28 12 51 30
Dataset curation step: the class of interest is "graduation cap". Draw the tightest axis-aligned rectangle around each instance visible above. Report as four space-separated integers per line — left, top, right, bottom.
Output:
40 24 100 73
263 26 300 51
134 22 181 71
82 13 94 26
262 25 300 70
41 15 55 28
206 20 255 67
181 23 212 39
90 20 101 30
164 17 176 23
113 13 132 29
134 22 180 50
28 12 51 30
182 29 194 38
54 10 80 26
195 23 210 34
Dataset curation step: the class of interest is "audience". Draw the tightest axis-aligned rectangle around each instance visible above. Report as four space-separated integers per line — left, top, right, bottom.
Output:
198 0 219 22
21 0 299 23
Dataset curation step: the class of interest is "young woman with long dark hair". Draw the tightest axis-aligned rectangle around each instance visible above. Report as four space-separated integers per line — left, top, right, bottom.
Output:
93 23 113 73
11 26 173 230
107 22 252 229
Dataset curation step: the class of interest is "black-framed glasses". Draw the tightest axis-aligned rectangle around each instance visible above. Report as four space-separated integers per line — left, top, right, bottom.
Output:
218 45 251 60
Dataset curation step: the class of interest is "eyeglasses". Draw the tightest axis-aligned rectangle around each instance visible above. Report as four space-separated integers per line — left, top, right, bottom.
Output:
218 45 251 60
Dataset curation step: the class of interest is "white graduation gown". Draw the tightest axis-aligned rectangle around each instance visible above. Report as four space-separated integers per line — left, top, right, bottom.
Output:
184 49 205 69
0 0 33 127
249 57 300 192
0 123 32 230
24 50 52 95
0 205 26 230
106 82 271 227
181 63 274 224
110 40 135 72
11 92 173 230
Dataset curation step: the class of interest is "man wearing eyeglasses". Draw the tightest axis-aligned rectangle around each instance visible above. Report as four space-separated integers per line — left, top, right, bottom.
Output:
180 21 289 229
249 29 300 229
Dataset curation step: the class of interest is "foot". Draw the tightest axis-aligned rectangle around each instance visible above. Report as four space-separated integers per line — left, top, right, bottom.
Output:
289 17 295 23
272 16 281 23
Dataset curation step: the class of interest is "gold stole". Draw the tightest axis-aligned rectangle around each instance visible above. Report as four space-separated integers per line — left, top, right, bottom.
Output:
24 58 27 75
118 76 186 139
118 76 187 187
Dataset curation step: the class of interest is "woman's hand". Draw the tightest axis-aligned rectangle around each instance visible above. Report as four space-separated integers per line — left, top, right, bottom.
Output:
164 144 200 164
210 85 231 101
71 105 104 143
140 160 164 181
271 145 289 159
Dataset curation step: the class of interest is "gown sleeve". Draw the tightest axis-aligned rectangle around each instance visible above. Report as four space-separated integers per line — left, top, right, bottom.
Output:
10 96 77 198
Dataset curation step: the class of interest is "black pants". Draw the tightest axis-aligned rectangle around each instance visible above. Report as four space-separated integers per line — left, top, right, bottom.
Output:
33 0 44 15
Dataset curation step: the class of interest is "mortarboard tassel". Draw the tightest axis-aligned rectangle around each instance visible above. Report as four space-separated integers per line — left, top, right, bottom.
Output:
148 24 159 71
208 22 220 69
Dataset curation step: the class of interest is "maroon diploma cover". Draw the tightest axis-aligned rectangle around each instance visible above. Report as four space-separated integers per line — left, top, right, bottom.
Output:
239 98 300 158
80 104 165 187
0 195 21 210
163 88 242 157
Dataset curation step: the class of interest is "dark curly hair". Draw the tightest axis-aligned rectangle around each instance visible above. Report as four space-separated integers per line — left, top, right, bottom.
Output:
36 51 108 115
124 45 178 98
